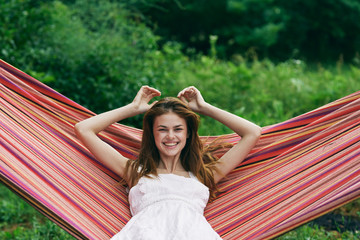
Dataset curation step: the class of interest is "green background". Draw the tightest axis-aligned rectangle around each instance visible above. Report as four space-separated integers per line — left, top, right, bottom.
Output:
1 0 359 239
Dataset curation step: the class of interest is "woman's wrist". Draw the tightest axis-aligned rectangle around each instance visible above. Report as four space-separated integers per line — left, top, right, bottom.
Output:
124 102 146 117
196 102 213 115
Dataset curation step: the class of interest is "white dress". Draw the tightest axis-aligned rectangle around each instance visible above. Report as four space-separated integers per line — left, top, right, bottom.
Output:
111 172 222 240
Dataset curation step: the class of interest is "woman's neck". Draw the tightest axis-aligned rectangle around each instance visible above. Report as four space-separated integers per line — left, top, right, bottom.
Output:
157 155 184 173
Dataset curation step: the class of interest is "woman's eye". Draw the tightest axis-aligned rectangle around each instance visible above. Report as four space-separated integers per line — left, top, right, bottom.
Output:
175 128 183 132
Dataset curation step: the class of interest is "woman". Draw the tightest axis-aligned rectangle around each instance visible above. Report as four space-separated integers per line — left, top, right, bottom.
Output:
75 86 261 239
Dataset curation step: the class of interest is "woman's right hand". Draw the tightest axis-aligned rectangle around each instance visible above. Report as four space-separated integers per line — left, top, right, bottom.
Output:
75 85 160 184
132 86 161 113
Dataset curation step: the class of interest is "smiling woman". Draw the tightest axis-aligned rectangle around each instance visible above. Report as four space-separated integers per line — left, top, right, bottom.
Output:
153 112 188 169
75 86 261 239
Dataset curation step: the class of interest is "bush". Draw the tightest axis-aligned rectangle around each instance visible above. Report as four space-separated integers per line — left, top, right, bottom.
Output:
0 0 51 68
136 0 360 62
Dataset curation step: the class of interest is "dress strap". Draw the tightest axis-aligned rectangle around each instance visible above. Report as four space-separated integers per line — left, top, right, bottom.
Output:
188 171 196 179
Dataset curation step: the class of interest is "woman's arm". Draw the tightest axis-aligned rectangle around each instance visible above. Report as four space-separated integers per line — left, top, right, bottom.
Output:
178 86 261 183
75 86 161 182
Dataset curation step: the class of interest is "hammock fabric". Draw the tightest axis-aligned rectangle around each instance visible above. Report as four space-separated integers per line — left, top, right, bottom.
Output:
0 59 359 240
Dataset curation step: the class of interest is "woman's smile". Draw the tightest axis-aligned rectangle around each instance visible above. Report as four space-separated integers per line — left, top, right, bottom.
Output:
163 142 178 147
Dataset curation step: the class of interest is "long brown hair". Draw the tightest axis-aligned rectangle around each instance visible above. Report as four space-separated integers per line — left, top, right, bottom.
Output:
125 97 230 200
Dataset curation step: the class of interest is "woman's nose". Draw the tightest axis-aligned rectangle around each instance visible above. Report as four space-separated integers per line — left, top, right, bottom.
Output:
167 130 175 138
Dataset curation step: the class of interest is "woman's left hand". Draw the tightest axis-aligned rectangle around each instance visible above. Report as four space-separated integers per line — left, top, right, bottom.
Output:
177 86 207 113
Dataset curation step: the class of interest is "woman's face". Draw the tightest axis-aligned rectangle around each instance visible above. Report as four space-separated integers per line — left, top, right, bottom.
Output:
153 112 188 161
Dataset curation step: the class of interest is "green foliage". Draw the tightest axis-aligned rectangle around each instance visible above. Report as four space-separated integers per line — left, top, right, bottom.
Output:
273 0 360 61
0 185 35 225
158 51 359 134
136 0 285 58
1 0 360 239
276 222 360 240
0 0 51 68
136 0 360 62
1 0 176 127
38 1 161 118
0 184 72 240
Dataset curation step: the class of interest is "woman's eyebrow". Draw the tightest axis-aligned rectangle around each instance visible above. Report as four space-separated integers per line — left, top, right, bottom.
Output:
157 124 184 128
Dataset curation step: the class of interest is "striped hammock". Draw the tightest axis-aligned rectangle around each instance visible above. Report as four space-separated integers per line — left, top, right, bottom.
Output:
0 59 359 240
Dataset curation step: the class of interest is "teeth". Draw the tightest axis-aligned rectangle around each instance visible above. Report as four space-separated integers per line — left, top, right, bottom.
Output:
164 143 177 146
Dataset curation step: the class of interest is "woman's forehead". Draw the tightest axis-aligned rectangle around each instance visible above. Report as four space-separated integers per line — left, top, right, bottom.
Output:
153 112 186 127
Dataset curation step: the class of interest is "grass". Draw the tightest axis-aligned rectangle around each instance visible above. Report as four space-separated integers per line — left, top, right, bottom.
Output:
0 184 72 240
